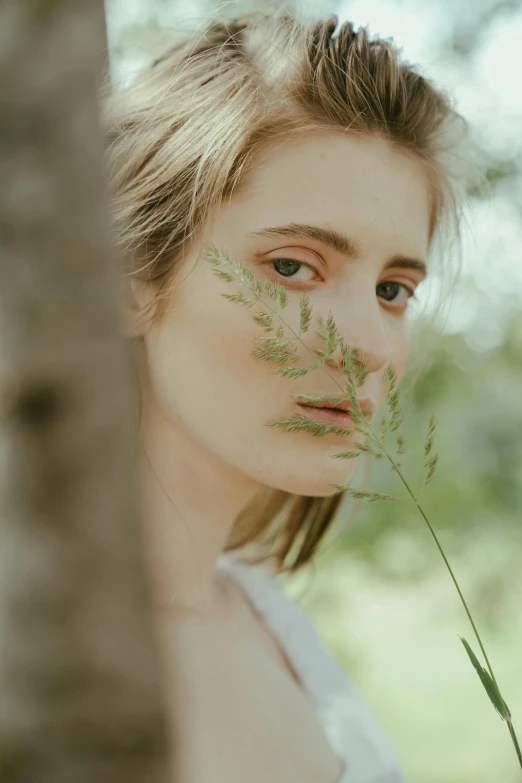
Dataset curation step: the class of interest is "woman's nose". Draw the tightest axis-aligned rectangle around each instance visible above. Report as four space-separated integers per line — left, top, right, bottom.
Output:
323 302 394 377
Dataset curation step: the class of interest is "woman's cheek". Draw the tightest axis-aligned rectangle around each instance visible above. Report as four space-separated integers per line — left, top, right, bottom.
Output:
391 330 410 381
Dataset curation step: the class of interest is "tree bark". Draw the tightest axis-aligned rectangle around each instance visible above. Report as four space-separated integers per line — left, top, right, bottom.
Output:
0 2 170 782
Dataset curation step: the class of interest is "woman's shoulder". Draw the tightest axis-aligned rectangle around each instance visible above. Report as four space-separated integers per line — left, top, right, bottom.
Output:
216 552 407 783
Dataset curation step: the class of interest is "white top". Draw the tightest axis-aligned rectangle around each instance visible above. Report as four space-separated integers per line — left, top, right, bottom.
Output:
216 553 407 783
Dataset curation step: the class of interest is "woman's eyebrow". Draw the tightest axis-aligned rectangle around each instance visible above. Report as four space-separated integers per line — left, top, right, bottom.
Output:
248 222 428 280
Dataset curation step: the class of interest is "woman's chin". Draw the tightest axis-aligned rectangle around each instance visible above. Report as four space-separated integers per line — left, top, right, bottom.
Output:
270 467 356 497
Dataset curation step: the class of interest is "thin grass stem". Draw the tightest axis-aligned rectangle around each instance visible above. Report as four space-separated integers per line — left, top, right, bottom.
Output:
207 244 522 771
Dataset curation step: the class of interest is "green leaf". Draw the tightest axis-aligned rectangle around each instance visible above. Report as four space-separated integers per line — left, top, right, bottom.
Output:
272 281 287 308
424 416 437 461
340 343 357 375
300 294 313 333
252 311 273 329
354 362 369 388
251 280 264 297
384 364 396 387
459 637 511 721
386 389 400 412
253 335 298 364
267 414 343 437
330 485 399 502
389 412 404 432
312 348 330 360
221 292 257 308
333 427 353 437
422 453 439 488
353 441 378 455
214 270 235 282
261 279 278 300
273 366 309 378
252 344 297 364
238 263 255 284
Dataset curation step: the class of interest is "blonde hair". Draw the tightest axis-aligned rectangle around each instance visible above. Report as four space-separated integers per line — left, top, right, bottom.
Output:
102 8 470 575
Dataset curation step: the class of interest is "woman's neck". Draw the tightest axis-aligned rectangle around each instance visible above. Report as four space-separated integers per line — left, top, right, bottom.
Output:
136 395 261 619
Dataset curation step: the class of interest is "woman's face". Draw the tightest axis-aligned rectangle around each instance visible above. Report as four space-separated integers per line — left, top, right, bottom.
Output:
138 132 430 497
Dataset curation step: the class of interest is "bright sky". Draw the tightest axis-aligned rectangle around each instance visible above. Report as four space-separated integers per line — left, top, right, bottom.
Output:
106 0 522 349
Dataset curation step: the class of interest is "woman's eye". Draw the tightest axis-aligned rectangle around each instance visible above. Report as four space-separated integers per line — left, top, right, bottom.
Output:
376 281 415 308
267 260 415 309
268 258 319 284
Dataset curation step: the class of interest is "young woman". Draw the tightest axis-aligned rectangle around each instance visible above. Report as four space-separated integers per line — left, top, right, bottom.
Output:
103 9 469 782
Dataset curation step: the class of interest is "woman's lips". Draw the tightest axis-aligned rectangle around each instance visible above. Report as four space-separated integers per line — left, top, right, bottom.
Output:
297 404 353 428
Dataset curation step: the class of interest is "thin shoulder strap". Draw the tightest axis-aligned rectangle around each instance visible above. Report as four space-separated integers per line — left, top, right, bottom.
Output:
216 554 407 783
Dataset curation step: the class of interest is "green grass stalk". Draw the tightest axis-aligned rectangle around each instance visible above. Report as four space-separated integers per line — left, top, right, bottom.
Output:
205 243 521 772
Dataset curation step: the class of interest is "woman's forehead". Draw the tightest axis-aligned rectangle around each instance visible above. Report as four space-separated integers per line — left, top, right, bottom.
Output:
219 133 431 260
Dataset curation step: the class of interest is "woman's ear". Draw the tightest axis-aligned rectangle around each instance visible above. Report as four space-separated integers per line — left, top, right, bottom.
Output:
120 278 156 338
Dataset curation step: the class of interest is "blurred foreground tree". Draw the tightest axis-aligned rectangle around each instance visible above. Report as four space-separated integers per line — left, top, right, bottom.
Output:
0 2 170 782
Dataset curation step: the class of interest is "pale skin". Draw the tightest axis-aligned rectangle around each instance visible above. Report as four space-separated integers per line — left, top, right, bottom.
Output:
129 131 431 782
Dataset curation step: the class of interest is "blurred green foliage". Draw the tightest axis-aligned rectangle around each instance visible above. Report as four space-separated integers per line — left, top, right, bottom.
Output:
338 311 522 582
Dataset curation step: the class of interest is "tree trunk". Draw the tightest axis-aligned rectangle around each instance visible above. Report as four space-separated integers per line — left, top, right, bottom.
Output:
0 2 170 782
